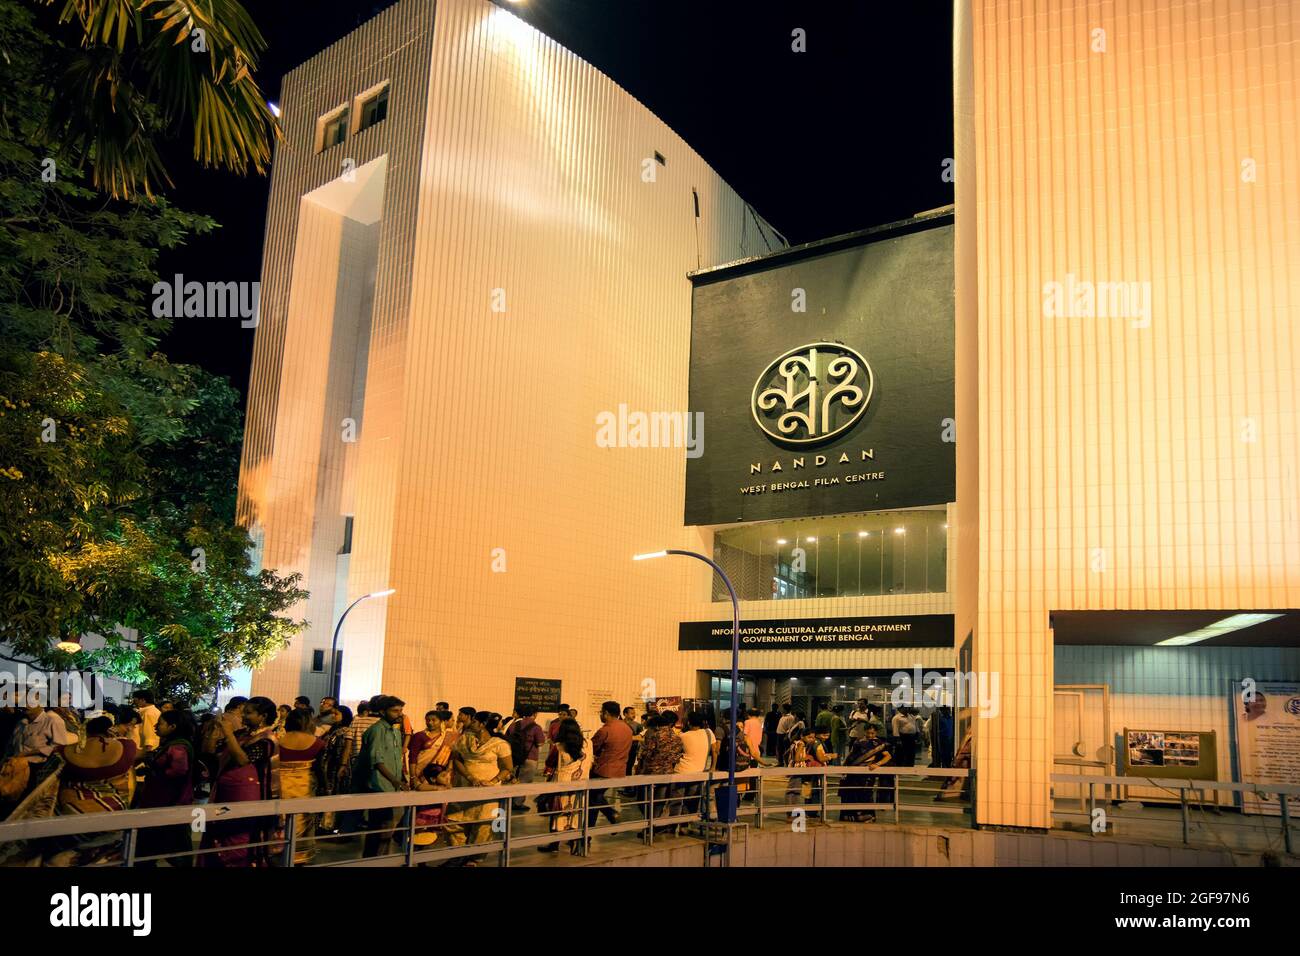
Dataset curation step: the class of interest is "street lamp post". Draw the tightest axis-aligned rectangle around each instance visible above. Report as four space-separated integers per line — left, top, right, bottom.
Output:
634 549 741 824
327 588 395 700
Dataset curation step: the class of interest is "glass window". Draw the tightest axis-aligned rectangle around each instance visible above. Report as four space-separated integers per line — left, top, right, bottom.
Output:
318 105 349 151
355 84 389 133
712 509 948 602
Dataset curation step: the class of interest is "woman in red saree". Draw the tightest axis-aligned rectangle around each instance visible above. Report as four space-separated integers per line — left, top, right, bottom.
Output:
49 716 136 864
57 716 136 815
135 710 197 865
200 696 278 867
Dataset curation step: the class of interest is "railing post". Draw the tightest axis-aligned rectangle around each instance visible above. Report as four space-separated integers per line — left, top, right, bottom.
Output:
282 814 297 867
893 770 901 822
500 799 512 868
404 805 417 866
646 783 655 846
579 783 590 857
1280 791 1293 856
756 770 764 829
1180 788 1190 844
1088 781 1096 832
122 827 137 868
820 770 828 821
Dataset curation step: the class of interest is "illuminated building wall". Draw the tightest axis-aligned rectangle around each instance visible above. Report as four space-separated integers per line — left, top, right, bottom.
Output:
962 0 1300 828
238 0 783 714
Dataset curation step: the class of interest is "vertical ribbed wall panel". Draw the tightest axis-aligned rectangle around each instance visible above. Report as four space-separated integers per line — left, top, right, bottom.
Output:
969 0 1300 826
240 0 787 713
383 0 783 720
239 0 438 703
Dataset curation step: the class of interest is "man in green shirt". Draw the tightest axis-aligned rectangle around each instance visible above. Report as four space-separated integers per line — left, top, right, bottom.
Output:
815 704 835 734
355 695 407 857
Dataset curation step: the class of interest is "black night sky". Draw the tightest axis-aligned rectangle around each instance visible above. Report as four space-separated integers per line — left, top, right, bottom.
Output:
158 0 954 397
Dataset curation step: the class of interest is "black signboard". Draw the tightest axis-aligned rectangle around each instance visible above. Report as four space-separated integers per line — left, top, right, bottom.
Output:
679 614 954 651
513 677 562 711
686 216 955 525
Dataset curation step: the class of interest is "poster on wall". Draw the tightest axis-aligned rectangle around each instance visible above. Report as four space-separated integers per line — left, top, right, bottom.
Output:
585 688 615 728
1119 729 1215 780
513 677 561 712
654 696 684 720
1232 680 1300 816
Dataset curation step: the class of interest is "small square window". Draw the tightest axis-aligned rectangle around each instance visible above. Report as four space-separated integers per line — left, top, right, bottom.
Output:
317 105 349 152
354 82 390 135
311 650 325 673
654 150 666 166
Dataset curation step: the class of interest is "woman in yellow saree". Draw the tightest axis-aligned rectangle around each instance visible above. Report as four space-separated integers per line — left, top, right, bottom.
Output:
273 710 326 864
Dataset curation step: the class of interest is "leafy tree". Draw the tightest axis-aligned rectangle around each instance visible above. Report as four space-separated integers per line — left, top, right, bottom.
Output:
34 0 280 198
0 0 305 706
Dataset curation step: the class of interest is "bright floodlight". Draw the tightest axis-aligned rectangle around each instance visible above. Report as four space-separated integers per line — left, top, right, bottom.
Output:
55 640 81 653
368 588 396 598
633 550 668 561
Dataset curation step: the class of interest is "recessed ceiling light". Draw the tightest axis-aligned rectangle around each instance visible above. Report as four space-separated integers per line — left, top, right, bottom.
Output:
1156 613 1283 646
894 527 905 535
859 531 869 537
776 538 788 545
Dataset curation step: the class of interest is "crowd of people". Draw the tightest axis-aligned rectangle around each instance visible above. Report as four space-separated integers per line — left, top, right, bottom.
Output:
1 688 957 867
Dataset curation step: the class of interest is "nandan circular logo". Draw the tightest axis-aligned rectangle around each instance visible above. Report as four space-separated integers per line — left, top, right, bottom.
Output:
751 341 873 446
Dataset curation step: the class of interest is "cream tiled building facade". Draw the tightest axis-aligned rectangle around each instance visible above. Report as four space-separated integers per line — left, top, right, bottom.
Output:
957 0 1300 828
238 0 791 722
239 0 1299 831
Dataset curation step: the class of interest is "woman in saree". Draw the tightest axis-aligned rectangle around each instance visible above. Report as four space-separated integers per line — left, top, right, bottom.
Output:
443 711 513 867
317 705 352 833
536 717 590 855
51 716 136 864
839 726 892 822
200 696 278 867
273 709 326 864
409 710 456 852
135 710 197 865
57 716 136 816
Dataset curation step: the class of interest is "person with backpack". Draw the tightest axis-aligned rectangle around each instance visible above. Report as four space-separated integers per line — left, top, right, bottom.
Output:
783 724 820 808
505 704 546 812
775 703 796 765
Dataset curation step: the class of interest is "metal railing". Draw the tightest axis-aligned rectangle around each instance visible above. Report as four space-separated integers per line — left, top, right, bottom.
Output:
0 765 971 867
1051 772 1299 854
